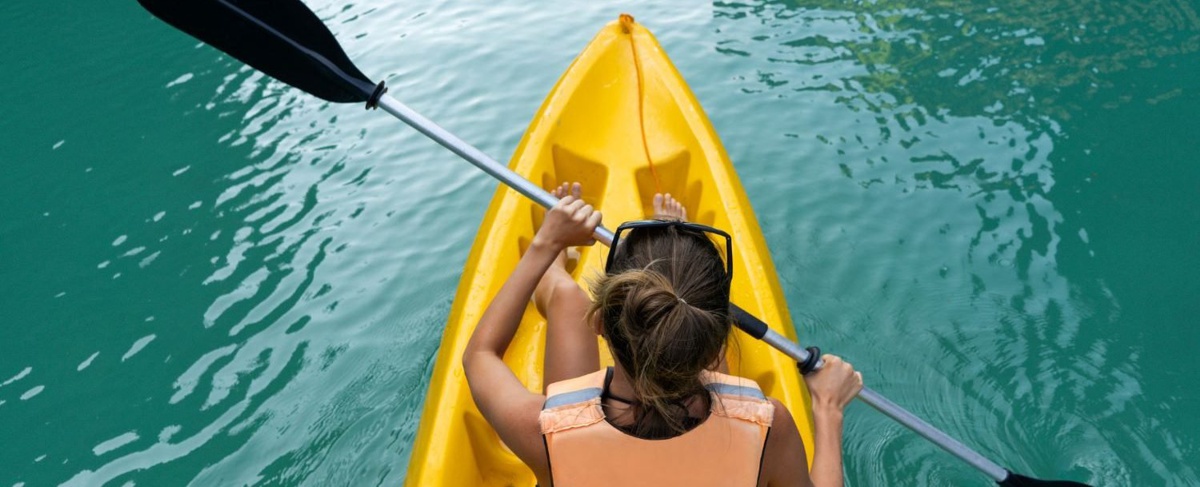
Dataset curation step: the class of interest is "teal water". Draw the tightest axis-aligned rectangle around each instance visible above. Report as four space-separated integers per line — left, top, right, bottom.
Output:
2 0 1196 485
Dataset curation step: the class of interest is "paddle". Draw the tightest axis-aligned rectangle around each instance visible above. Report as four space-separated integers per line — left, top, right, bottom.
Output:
135 1 1091 485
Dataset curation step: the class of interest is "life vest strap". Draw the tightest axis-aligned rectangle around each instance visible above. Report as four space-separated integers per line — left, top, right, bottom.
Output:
543 387 601 409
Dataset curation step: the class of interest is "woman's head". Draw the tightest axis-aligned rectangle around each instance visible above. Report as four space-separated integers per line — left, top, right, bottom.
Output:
587 222 732 436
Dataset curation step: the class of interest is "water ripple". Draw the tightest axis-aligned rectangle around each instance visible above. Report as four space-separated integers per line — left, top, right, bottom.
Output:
3 0 1197 485
710 0 1198 484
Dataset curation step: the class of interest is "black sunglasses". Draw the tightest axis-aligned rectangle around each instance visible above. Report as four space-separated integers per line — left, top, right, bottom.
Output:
605 219 734 280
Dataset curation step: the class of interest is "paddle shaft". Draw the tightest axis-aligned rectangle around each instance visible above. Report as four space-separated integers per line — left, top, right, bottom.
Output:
376 94 617 244
378 90 1010 483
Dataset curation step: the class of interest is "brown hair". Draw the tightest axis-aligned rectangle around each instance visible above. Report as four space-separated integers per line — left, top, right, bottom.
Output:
586 223 732 438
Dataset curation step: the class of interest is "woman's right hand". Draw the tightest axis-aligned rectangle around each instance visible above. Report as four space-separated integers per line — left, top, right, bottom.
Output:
803 354 863 413
532 192 602 251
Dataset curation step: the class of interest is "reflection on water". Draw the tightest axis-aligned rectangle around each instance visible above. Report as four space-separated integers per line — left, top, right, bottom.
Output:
718 0 1199 120
710 0 1198 484
2 0 1196 485
3 0 451 483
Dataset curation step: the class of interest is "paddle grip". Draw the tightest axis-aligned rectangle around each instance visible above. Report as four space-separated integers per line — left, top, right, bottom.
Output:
797 346 822 375
365 81 387 109
731 305 769 339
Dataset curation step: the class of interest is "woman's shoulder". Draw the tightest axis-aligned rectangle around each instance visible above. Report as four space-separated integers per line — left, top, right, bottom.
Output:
545 369 607 398
767 397 794 428
701 370 772 403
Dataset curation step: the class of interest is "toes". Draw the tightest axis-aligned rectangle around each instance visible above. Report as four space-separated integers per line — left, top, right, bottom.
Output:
651 193 689 220
552 182 582 199
663 193 677 218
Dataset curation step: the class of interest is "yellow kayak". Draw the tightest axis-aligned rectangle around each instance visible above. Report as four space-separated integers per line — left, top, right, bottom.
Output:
405 15 815 486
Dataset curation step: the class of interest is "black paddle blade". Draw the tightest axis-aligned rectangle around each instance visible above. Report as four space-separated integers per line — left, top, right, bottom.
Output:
138 0 376 103
999 471 1093 487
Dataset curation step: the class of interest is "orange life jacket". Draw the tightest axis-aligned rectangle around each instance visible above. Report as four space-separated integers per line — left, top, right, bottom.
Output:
539 368 774 487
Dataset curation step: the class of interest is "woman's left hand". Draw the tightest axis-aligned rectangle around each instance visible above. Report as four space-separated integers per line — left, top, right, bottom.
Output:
533 193 602 251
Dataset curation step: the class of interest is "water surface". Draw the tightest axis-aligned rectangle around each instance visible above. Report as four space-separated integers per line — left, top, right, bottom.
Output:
1 0 1196 485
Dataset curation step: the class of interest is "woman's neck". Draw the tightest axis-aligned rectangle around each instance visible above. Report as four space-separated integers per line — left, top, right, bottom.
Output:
606 362 638 402
604 362 711 419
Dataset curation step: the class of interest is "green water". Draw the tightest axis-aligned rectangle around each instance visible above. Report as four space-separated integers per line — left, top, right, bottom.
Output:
1 0 1196 485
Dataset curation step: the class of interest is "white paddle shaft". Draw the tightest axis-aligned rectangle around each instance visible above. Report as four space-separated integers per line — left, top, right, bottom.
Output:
376 94 616 245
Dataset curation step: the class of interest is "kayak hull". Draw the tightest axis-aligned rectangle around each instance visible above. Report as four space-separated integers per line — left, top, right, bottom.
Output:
405 17 814 486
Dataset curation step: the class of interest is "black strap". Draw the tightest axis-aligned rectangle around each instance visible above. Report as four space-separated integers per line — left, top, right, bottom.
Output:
602 367 637 405
541 433 554 487
757 427 772 482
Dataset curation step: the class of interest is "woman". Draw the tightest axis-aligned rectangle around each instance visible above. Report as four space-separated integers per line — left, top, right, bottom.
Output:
463 183 862 487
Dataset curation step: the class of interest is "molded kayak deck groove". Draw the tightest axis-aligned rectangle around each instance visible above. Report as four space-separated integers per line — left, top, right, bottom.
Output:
405 17 815 486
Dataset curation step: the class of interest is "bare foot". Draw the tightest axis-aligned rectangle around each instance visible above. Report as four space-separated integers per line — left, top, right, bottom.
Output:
652 193 688 221
551 181 582 203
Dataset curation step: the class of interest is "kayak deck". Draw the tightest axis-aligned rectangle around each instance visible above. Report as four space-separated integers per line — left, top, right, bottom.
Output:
405 16 815 486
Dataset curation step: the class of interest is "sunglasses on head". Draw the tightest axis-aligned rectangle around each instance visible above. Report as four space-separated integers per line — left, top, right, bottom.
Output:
605 219 734 280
